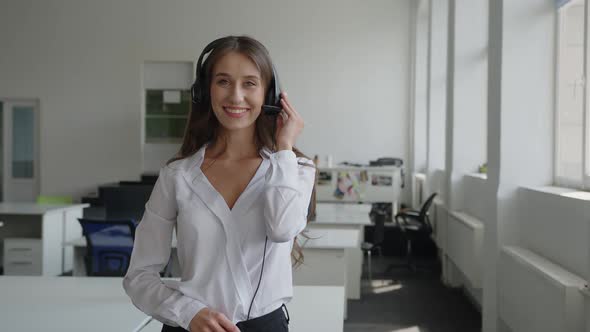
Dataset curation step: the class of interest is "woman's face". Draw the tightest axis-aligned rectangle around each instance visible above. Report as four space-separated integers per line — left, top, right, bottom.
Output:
209 51 266 132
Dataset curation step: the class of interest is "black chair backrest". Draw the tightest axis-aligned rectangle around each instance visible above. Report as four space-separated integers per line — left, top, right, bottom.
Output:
140 174 159 185
419 193 437 220
102 185 153 221
372 210 387 246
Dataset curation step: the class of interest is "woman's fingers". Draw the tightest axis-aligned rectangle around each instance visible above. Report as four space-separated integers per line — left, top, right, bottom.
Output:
209 321 227 332
276 113 284 128
280 92 298 117
214 312 239 332
280 98 293 117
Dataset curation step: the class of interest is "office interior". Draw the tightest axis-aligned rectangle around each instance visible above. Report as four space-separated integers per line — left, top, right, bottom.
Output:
1 0 590 331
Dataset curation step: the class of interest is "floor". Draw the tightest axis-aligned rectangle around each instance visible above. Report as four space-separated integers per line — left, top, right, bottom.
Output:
344 256 482 332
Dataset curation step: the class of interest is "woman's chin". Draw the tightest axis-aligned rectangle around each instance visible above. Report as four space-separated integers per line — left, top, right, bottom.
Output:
218 118 256 131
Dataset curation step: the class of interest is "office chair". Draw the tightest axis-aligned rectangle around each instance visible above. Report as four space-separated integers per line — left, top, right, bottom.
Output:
388 193 437 272
361 208 387 283
78 218 137 276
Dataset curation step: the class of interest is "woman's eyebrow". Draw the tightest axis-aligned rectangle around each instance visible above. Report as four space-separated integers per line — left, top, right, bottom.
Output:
214 72 260 80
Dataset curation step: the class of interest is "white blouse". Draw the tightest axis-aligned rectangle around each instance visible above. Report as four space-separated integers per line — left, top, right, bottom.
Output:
123 145 315 330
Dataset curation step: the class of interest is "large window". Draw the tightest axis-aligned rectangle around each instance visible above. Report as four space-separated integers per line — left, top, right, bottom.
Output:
556 0 590 189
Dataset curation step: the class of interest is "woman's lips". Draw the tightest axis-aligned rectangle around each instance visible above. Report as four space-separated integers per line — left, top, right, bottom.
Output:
223 107 250 118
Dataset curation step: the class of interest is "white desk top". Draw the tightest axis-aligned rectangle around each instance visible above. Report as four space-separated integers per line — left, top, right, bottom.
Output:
0 203 89 215
0 276 148 332
313 203 372 226
318 165 400 171
300 227 361 249
317 203 372 214
0 277 344 332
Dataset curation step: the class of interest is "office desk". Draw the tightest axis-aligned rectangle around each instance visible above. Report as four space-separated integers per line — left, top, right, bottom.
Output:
0 276 150 331
0 276 345 332
0 203 89 275
310 203 371 300
293 227 361 320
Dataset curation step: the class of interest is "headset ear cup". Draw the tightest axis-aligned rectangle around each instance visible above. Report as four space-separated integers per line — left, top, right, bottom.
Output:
270 65 281 107
191 81 203 104
265 77 275 106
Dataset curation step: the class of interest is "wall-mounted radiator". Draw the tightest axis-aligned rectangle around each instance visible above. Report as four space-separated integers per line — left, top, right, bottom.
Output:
433 201 447 251
446 211 484 288
499 246 585 332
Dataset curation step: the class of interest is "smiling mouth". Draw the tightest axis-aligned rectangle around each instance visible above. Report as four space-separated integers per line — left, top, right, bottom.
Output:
223 107 250 114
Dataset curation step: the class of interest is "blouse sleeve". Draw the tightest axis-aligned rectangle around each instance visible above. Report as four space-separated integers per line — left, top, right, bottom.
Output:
262 150 316 243
123 167 207 329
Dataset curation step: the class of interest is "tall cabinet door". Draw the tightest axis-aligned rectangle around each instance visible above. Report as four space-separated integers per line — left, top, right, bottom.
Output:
0 100 40 202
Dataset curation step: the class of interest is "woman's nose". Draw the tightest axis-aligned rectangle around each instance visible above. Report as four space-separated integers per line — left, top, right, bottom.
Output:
229 85 244 103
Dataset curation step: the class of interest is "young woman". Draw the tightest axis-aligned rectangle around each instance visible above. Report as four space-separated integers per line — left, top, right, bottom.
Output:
123 35 316 332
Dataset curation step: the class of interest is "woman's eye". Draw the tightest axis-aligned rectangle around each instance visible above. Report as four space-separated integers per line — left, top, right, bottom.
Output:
245 81 257 87
217 79 229 86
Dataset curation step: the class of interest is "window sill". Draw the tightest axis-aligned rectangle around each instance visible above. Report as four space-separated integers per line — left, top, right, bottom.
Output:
520 186 590 202
466 173 487 180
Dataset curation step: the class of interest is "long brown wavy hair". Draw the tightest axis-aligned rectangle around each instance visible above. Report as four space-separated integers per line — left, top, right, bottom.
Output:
167 35 316 267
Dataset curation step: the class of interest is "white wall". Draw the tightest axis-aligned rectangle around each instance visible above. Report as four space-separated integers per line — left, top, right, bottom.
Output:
0 0 412 199
445 0 488 212
411 0 430 176
426 0 448 175
425 0 488 307
424 0 448 203
485 1 556 331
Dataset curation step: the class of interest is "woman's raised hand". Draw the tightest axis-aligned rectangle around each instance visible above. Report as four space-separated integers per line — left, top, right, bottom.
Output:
275 92 304 151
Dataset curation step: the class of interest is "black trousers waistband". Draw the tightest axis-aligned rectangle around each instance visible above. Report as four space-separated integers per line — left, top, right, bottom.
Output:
161 304 289 332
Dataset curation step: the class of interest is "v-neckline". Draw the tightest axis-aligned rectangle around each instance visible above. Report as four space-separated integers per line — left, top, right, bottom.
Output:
198 145 267 213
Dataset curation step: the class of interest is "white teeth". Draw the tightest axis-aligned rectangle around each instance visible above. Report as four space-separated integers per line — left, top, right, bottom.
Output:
224 107 248 114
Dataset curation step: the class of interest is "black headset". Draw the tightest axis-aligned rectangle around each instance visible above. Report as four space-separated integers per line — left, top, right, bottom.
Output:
191 37 283 116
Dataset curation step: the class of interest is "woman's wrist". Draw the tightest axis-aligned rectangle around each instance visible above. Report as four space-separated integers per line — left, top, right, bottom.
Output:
276 143 292 151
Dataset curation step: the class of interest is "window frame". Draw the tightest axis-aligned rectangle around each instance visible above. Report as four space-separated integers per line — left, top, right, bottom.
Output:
584 0 590 189
554 0 590 190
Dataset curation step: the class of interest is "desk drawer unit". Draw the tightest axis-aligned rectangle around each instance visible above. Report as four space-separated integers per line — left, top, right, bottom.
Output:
3 238 42 275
